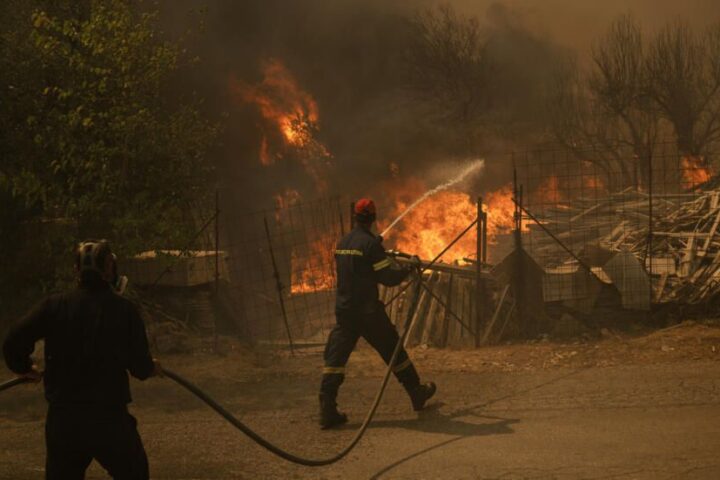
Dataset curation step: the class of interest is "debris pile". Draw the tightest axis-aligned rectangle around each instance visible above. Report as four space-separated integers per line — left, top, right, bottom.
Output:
527 188 720 304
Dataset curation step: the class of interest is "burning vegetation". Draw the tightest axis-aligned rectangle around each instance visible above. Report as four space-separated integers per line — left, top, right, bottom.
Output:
230 59 332 192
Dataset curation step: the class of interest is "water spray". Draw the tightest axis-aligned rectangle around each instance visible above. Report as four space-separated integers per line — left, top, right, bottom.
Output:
380 159 485 238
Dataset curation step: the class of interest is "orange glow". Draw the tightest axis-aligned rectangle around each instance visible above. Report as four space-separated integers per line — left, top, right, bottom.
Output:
681 156 713 186
535 176 563 203
584 175 605 190
230 59 332 191
273 189 302 222
231 59 319 148
291 237 335 294
380 180 523 262
484 184 519 240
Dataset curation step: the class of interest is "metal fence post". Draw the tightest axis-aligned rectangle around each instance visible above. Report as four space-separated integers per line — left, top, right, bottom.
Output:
263 216 295 355
214 189 220 352
475 196 484 347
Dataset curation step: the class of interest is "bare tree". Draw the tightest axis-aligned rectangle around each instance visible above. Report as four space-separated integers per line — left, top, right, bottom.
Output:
405 4 490 125
589 14 659 186
549 15 660 188
646 21 720 157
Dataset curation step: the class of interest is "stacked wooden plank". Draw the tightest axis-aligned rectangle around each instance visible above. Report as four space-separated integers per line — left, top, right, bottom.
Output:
525 188 720 304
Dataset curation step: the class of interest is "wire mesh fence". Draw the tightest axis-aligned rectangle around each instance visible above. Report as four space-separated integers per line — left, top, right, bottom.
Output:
514 142 718 325
223 196 348 345
126 143 720 349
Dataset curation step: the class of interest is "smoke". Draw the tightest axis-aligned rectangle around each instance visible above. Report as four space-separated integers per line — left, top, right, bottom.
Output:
158 0 720 206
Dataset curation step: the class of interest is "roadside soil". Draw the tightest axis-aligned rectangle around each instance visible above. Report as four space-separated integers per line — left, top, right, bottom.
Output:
1 320 719 479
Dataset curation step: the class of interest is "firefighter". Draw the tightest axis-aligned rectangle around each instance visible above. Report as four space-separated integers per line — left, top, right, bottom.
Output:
319 199 436 429
2 240 161 480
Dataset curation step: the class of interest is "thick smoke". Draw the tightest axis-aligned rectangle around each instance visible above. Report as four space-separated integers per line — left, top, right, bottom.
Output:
159 0 719 208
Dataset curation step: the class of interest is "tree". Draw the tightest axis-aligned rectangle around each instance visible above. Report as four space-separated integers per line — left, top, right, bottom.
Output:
550 15 720 185
549 15 661 188
405 4 568 152
405 4 490 125
646 21 720 157
0 0 220 256
0 1 220 324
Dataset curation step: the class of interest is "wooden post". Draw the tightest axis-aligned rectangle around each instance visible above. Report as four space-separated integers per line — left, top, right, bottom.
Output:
441 274 454 348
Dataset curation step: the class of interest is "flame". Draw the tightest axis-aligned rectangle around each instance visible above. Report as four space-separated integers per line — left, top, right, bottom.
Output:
379 179 524 262
681 156 712 186
290 237 336 294
231 59 319 148
230 59 332 191
273 189 302 222
484 184 517 242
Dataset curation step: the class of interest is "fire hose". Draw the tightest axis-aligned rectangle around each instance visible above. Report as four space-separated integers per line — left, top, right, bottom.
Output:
0 217 476 467
0 278 421 467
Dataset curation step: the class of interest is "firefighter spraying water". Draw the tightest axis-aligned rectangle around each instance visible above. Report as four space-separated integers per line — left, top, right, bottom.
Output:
380 159 485 238
319 199 436 429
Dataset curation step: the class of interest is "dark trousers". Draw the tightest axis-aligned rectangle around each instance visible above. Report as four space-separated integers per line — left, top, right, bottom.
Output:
320 307 420 397
45 405 149 480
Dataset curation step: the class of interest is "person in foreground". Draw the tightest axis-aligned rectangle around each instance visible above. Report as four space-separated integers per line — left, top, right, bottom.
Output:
2 240 162 480
319 198 436 429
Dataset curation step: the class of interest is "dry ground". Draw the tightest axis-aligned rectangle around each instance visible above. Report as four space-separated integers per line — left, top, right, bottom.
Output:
1 320 719 479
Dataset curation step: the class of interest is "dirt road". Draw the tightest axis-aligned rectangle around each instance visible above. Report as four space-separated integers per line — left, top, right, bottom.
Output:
1 324 719 479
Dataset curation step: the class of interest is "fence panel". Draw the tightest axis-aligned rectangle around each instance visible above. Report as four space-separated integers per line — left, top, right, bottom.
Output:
514 143 716 323
225 196 347 345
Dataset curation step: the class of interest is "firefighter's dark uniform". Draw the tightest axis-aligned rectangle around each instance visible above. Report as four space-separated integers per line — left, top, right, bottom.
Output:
3 279 155 480
320 225 421 399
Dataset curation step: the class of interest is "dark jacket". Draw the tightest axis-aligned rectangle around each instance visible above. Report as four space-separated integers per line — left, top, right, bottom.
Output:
2 281 155 406
335 226 410 315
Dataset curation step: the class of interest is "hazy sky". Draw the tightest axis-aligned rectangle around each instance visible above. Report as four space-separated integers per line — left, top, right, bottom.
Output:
452 0 720 56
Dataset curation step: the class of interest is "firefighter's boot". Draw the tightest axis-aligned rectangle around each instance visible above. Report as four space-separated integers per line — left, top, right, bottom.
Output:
406 382 437 411
319 393 348 429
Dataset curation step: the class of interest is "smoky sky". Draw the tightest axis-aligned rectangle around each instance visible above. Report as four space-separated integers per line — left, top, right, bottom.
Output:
158 0 720 208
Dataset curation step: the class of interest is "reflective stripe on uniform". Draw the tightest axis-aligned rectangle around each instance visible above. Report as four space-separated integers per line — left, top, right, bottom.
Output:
322 366 346 375
372 258 392 271
393 358 412 373
336 249 363 256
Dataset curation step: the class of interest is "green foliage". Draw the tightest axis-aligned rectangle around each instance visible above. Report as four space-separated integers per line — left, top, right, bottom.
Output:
1 0 220 256
0 1 220 323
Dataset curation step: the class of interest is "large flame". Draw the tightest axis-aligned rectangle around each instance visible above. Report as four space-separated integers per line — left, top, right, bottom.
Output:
231 59 319 148
380 179 521 262
681 156 713 187
230 59 332 191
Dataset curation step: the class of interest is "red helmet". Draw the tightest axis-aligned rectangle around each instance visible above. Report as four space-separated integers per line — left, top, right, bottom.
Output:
354 198 376 223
